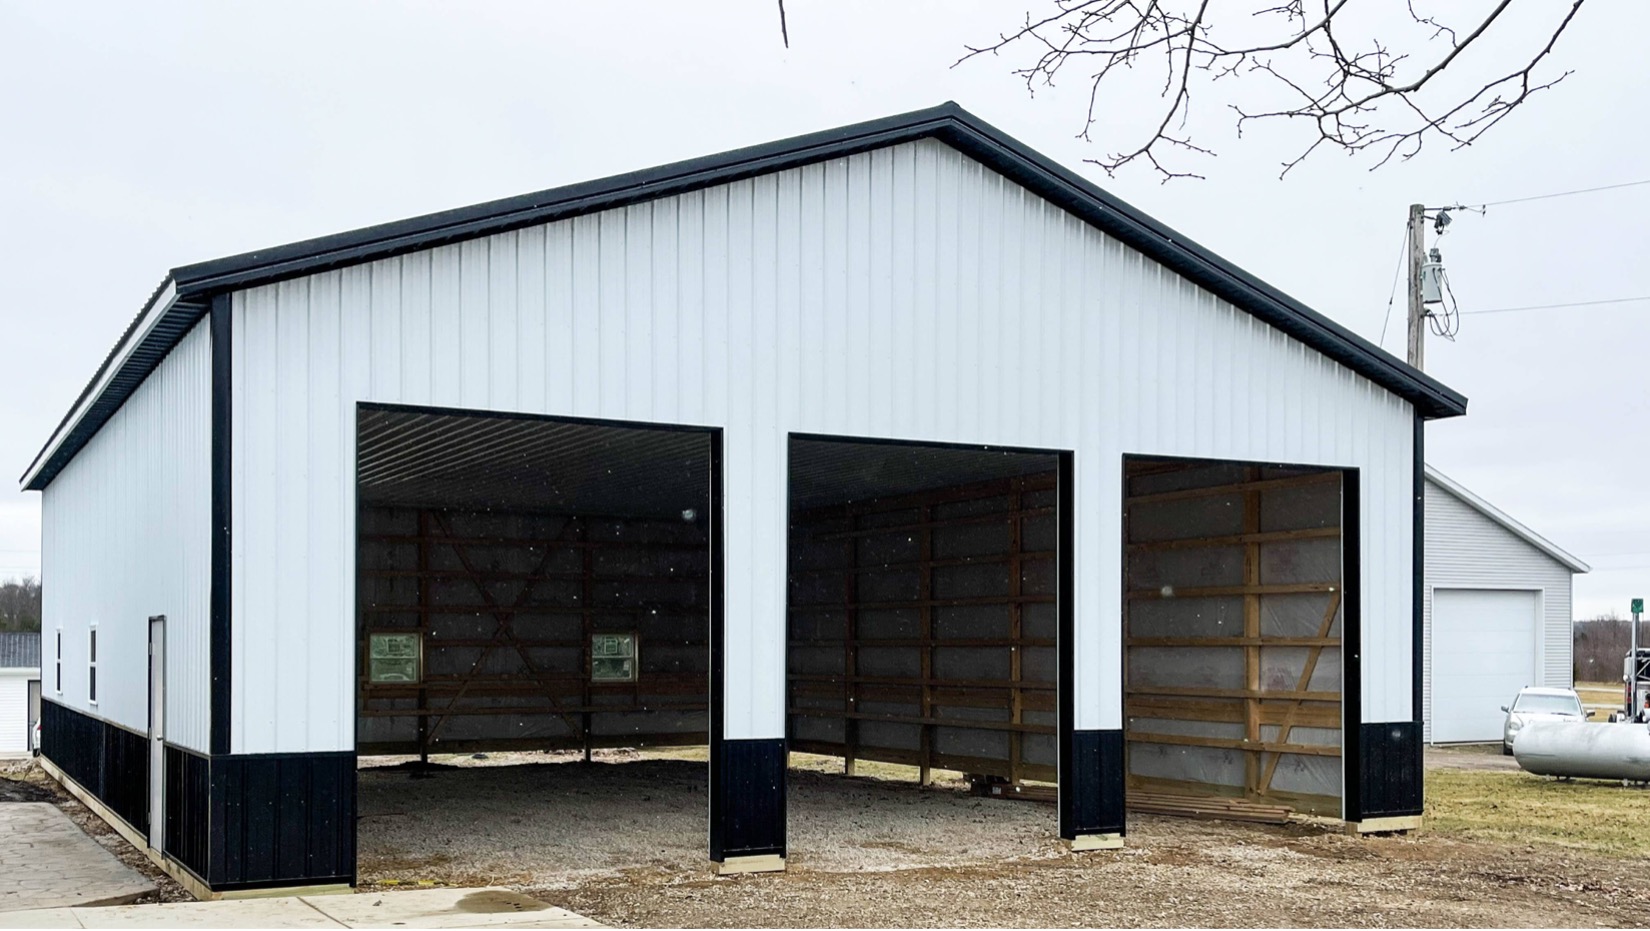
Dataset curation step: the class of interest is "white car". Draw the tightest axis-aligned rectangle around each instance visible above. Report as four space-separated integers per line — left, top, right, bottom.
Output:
1501 686 1589 754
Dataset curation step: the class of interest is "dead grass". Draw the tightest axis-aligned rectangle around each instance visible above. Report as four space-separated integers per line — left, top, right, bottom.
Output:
1428 768 1650 857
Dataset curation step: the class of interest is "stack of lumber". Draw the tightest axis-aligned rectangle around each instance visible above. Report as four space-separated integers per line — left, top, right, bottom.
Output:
1127 791 1292 824
981 782 1294 824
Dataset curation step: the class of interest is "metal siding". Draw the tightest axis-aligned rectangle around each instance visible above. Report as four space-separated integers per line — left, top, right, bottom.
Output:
41 320 212 750
0 676 26 753
230 138 1414 753
1422 478 1576 742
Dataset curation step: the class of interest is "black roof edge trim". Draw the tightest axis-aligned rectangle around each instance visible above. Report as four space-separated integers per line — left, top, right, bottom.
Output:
169 103 969 295
26 100 1466 491
928 117 1466 420
20 277 187 489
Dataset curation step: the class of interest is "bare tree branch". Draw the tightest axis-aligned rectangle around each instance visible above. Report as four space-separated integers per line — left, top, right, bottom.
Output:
957 0 1586 180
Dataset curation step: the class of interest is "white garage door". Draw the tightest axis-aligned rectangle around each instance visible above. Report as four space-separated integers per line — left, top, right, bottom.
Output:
1431 589 1539 743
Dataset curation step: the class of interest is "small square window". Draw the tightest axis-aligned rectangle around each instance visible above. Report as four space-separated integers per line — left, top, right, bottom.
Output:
590 632 638 683
88 626 98 704
367 631 422 684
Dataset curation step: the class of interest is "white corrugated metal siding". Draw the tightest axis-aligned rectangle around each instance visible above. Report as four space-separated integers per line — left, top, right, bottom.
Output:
0 675 27 753
1423 477 1575 742
230 138 1416 756
40 319 213 749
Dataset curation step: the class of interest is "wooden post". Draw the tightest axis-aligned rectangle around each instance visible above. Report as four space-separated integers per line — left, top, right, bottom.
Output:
918 505 934 787
416 509 431 765
580 517 594 763
1243 471 1263 799
843 513 859 777
1008 478 1024 786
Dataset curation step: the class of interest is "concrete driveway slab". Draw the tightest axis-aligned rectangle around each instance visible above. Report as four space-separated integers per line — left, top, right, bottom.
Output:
305 889 602 928
0 888 603 929
0 803 154 913
67 897 343 929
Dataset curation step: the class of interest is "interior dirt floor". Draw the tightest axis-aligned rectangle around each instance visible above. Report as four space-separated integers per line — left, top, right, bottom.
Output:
360 750 1650 928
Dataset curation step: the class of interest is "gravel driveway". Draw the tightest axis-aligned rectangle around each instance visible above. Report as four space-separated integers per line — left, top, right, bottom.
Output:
359 751 1650 927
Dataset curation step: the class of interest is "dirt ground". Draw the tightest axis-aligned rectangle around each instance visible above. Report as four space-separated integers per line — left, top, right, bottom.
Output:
0 757 190 905
358 750 1064 887
9 748 1649 926
357 749 1650 928
1426 742 1520 773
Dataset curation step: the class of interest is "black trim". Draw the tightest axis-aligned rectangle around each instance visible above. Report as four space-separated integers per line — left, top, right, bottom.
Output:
1413 414 1426 726
164 744 211 880
1341 469 1364 819
1055 452 1083 837
1354 721 1424 818
789 430 1067 459
1062 730 1126 837
39 698 149 837
19 286 209 489
709 738 786 860
25 102 1467 492
210 294 232 756
208 751 357 888
359 400 719 435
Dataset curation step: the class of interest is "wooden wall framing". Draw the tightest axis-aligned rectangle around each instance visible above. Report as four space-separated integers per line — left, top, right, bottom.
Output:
787 472 1060 783
356 505 710 756
1123 461 1344 815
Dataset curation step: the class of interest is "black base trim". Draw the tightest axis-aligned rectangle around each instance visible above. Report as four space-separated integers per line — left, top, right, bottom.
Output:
1060 728 1125 838
209 751 357 888
164 744 212 879
710 737 786 860
1350 721 1422 820
46 717 357 893
40 699 149 837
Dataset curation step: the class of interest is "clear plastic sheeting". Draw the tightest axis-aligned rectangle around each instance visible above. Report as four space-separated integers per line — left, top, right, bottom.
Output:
1264 752 1341 799
1129 742 1246 788
1123 459 1344 811
1129 647 1245 690
785 459 1060 781
1128 596 1245 637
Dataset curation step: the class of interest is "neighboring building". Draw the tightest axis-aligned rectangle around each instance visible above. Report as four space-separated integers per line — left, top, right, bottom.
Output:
20 102 1466 896
1423 466 1590 743
0 631 42 756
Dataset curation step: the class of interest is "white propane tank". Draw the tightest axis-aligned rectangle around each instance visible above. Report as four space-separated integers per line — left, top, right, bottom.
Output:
1513 720 1650 781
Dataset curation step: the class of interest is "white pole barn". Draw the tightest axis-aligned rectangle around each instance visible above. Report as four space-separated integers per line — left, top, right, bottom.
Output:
22 103 1465 894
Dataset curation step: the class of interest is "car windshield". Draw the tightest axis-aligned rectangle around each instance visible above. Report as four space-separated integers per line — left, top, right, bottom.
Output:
1513 693 1582 715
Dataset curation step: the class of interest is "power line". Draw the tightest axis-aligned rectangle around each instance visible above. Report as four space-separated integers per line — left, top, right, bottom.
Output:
1377 225 1409 349
1459 295 1650 316
1456 178 1650 210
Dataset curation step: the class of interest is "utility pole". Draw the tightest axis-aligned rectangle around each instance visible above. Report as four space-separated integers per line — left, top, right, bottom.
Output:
1406 203 1427 370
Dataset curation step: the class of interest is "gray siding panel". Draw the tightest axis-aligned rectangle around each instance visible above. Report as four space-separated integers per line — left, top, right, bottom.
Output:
1423 478 1575 742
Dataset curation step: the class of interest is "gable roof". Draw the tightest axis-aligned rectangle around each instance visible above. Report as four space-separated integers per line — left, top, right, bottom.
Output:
0 631 41 670
22 101 1467 491
1425 465 1590 573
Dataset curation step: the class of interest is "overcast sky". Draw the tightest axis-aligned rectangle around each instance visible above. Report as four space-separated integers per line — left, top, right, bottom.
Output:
1 2 1645 619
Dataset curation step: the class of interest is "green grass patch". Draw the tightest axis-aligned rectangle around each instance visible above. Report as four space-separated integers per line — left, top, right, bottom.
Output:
1428 768 1650 857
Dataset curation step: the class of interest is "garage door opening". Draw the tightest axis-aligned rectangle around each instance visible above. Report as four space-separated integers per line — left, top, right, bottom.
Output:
786 435 1065 842
353 404 716 881
1123 457 1346 818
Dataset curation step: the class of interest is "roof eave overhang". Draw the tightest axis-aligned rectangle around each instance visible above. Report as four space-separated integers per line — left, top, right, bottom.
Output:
20 278 212 491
